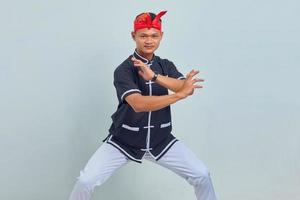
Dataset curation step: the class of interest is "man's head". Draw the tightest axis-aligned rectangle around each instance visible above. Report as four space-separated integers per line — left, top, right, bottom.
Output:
131 11 167 58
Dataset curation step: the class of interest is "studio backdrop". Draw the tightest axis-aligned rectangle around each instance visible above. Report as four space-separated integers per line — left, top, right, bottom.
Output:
0 0 299 199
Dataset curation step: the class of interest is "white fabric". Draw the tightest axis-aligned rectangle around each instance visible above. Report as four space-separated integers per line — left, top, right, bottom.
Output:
69 141 218 200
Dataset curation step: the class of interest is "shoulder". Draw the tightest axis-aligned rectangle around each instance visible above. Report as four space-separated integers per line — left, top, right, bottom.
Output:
156 56 176 67
114 56 135 77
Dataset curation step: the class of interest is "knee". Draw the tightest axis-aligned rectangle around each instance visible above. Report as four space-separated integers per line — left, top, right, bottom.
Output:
187 167 211 187
75 175 94 190
75 169 108 191
75 172 103 192
196 167 211 180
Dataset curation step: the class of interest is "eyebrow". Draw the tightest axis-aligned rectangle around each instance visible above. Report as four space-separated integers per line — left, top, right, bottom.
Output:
140 33 159 36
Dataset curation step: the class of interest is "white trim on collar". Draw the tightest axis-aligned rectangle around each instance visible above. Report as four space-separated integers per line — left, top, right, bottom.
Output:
134 50 149 63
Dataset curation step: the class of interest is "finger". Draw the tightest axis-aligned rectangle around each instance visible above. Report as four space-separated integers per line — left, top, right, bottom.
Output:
131 57 138 62
131 57 139 61
134 66 142 71
133 60 142 65
186 70 195 79
138 70 144 76
133 63 143 67
131 57 143 64
187 69 195 75
194 85 203 89
133 61 145 68
186 72 191 78
193 78 205 83
190 70 200 77
187 69 200 80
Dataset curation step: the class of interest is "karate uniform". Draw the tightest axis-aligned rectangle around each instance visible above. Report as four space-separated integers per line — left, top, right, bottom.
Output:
69 50 218 200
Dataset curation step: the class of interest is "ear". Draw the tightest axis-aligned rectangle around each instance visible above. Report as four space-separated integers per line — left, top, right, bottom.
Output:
160 31 164 40
131 31 136 41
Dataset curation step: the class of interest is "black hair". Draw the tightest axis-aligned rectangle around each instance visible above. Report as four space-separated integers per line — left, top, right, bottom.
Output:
135 12 162 22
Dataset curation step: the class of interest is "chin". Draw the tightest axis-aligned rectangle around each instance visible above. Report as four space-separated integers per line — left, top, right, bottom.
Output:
142 48 155 54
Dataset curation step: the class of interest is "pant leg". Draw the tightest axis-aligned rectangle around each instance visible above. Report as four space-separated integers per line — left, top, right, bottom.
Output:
69 143 130 200
148 141 218 200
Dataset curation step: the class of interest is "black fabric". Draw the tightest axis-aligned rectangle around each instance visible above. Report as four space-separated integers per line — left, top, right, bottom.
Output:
103 50 185 163
158 58 185 79
113 62 141 103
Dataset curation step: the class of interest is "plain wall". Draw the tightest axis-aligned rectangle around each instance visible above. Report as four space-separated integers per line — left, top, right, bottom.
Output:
0 0 299 199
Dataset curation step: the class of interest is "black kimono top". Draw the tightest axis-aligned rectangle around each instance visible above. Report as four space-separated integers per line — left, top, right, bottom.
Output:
103 50 185 163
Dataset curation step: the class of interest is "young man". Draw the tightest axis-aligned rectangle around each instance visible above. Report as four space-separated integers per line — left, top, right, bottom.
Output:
69 11 218 200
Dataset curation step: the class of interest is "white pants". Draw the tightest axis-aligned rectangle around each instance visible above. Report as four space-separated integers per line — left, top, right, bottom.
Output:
69 141 217 200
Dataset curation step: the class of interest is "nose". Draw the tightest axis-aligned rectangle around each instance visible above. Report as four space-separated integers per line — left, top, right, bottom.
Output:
145 37 153 44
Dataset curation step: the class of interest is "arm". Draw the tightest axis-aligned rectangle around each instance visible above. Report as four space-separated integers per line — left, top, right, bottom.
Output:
155 74 184 92
125 93 183 112
131 57 185 92
126 69 203 112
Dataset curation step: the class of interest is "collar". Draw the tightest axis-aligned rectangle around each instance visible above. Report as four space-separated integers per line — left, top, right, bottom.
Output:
133 49 155 65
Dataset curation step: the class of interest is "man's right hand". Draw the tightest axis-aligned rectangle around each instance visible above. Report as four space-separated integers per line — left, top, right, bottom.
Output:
176 69 204 99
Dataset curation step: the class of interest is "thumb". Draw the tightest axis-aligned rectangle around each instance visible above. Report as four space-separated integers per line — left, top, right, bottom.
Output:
138 70 144 76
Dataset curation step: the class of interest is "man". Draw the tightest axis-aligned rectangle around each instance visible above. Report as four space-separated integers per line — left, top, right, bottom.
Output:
69 11 218 200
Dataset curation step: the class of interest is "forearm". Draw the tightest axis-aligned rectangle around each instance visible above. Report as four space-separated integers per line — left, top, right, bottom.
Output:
128 93 184 112
126 69 202 113
155 74 185 92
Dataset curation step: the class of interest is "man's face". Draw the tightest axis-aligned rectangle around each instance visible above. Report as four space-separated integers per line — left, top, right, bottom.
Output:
132 28 163 55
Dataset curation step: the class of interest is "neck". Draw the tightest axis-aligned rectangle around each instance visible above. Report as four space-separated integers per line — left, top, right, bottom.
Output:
136 49 154 61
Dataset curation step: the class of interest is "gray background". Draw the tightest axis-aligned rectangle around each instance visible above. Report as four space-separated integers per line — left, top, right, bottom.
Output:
0 0 299 199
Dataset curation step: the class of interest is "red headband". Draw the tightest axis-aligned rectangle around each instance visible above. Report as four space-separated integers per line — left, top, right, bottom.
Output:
134 11 167 32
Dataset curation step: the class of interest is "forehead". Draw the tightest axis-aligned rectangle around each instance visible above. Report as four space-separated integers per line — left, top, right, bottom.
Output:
135 28 161 35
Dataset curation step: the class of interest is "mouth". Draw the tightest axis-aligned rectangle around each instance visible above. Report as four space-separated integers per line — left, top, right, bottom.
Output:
144 46 154 49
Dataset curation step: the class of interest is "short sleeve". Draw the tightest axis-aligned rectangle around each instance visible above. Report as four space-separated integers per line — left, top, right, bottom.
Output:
114 66 141 103
165 59 186 80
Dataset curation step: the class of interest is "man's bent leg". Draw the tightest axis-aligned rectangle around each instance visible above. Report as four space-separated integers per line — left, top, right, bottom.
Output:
151 141 217 200
69 143 129 200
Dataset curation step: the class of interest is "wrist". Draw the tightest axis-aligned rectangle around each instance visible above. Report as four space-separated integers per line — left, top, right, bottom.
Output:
175 91 186 100
151 71 159 82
